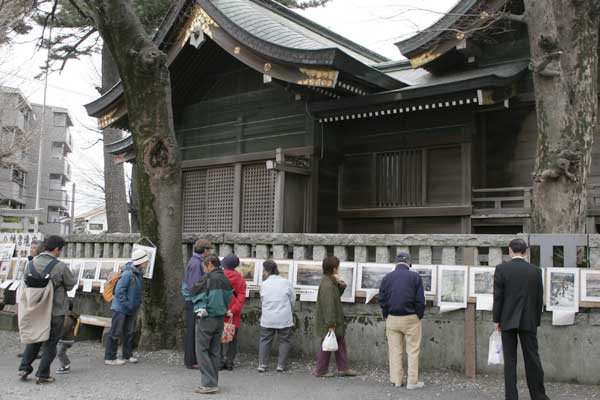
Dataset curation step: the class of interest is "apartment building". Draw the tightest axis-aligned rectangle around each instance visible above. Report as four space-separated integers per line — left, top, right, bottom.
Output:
0 86 74 235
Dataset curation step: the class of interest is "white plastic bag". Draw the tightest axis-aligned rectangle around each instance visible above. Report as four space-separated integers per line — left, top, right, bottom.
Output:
322 330 338 352
488 330 504 365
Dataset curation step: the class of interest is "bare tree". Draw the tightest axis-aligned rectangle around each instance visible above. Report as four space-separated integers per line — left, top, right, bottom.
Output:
0 0 34 45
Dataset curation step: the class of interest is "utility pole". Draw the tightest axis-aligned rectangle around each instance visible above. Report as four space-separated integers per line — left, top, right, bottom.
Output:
33 26 53 232
70 182 76 234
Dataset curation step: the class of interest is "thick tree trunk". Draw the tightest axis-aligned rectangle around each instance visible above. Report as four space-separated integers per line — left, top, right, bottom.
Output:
130 164 140 233
525 0 599 233
101 45 130 233
88 0 183 349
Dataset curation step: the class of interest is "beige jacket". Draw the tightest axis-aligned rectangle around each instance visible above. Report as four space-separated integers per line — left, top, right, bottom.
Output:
18 282 54 344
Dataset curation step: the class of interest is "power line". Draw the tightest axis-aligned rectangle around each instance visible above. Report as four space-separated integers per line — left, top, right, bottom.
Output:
0 69 97 99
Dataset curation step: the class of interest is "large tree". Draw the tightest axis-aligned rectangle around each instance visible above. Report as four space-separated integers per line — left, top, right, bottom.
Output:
522 1 600 233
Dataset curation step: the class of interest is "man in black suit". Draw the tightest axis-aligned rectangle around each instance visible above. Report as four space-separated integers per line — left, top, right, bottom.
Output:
493 239 549 400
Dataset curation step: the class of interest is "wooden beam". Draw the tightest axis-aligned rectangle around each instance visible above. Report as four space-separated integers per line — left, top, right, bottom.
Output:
338 206 472 219
181 146 314 169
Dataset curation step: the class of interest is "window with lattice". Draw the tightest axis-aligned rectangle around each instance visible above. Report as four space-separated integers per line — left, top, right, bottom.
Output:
182 167 234 232
241 164 276 232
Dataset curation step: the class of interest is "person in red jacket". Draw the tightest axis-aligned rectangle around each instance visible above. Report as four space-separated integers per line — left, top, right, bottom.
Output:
220 254 246 371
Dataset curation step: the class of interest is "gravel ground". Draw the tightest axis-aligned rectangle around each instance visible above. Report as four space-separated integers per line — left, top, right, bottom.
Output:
0 331 598 400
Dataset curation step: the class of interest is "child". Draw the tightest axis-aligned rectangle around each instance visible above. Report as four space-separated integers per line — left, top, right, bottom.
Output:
56 301 80 374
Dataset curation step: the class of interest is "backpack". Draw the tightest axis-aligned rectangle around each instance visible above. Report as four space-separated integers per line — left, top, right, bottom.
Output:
102 270 123 303
24 259 59 288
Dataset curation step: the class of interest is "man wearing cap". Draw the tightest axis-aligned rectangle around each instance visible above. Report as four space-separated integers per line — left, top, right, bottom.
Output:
182 239 213 369
379 252 425 390
104 249 148 366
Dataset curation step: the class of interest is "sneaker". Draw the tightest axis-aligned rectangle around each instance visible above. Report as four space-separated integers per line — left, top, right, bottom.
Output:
257 365 268 373
193 386 219 394
314 371 334 378
36 377 56 384
56 365 71 374
126 357 138 363
406 382 425 390
104 359 126 366
276 366 285 373
338 369 358 377
18 370 32 381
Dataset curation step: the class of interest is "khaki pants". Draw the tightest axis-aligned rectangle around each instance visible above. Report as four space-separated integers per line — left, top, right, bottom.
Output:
386 314 422 386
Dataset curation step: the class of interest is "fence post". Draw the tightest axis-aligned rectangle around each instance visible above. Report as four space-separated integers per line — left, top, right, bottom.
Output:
463 247 478 379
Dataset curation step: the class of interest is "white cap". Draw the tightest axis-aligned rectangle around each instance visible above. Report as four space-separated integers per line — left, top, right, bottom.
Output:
132 249 150 266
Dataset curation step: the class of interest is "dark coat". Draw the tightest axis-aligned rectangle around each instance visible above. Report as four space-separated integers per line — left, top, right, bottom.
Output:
111 263 144 316
493 257 544 332
315 275 346 338
379 264 425 319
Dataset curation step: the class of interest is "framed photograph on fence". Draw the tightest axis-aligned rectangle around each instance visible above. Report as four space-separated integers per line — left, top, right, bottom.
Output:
357 263 394 291
293 260 322 289
438 265 468 309
0 243 15 261
338 262 357 303
581 269 600 302
238 258 261 286
15 258 28 281
411 265 437 296
468 266 496 297
97 259 118 282
260 260 294 283
132 244 157 279
81 260 99 281
546 268 580 312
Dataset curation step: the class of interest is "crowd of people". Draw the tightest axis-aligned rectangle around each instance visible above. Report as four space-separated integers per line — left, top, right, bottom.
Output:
13 236 549 400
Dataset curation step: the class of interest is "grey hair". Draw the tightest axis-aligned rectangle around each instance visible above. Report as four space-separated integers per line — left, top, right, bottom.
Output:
31 240 43 246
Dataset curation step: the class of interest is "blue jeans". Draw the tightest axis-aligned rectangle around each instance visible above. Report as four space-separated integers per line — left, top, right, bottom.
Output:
104 311 136 360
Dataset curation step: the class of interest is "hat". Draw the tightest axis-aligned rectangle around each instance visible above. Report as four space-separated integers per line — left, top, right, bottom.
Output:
194 239 214 250
132 249 150 266
396 252 411 264
222 254 240 270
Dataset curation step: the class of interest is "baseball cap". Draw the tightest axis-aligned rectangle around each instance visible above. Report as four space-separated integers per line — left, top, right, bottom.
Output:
396 252 411 263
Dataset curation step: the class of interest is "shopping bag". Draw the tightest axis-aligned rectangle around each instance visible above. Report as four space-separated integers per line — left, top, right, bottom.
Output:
221 317 236 344
488 330 504 365
321 330 338 352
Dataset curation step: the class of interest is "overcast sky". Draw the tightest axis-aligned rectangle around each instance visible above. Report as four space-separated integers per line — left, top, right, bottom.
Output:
0 0 458 215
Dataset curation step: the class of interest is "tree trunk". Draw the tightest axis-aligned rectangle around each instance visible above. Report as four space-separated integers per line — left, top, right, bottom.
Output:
101 45 130 233
87 0 183 349
129 163 140 233
525 0 599 233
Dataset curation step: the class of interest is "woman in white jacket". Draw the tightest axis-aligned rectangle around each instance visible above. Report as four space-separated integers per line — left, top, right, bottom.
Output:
257 260 295 372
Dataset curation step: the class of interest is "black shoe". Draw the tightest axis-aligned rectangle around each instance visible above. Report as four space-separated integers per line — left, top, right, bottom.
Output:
56 365 70 374
18 370 32 381
225 364 233 371
17 352 23 358
36 377 55 384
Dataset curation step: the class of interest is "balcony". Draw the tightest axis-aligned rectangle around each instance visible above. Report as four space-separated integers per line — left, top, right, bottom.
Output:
47 157 72 181
1 108 29 133
49 126 73 154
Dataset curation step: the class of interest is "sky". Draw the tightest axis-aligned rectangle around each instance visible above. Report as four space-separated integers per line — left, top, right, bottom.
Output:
0 0 458 215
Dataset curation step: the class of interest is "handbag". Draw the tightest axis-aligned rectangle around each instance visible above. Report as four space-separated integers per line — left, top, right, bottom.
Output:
321 330 338 352
487 330 504 365
221 317 236 343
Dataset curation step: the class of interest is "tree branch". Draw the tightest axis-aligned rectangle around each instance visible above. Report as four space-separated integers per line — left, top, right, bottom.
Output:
502 13 527 24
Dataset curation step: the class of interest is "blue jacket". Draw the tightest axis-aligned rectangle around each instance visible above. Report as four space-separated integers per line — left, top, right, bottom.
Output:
379 264 425 320
111 262 143 315
181 253 204 302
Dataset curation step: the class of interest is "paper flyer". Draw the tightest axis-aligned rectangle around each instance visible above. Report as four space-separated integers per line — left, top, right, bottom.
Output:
552 311 575 326
439 305 462 313
299 288 318 302
82 280 93 293
8 280 20 291
476 296 494 311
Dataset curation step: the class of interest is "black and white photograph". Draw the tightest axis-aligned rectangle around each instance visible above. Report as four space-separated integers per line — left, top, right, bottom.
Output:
438 265 468 308
81 260 99 280
132 244 157 279
338 262 357 303
468 267 495 297
238 259 261 285
412 265 437 296
357 263 394 291
0 243 15 261
15 259 27 280
98 259 117 281
0 261 9 278
546 268 579 312
68 260 82 281
293 261 322 288
582 270 600 302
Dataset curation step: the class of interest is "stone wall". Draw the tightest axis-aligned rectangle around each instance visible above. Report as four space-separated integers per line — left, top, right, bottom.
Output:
237 298 600 384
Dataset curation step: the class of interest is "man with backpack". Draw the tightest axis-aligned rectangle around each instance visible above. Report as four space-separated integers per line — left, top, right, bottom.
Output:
104 249 148 366
18 235 76 384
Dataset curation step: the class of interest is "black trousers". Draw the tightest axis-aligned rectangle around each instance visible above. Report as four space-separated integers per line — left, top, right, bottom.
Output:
19 315 64 378
184 301 197 367
501 329 550 400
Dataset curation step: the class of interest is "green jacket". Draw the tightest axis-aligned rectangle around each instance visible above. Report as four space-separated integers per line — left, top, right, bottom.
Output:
191 268 232 317
315 275 346 338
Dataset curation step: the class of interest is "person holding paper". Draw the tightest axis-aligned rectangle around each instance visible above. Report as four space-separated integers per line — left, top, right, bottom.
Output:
379 252 425 390
313 256 357 378
493 239 549 400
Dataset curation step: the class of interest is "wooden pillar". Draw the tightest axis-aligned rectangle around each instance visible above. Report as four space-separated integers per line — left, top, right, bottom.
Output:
463 247 477 379
273 148 285 233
